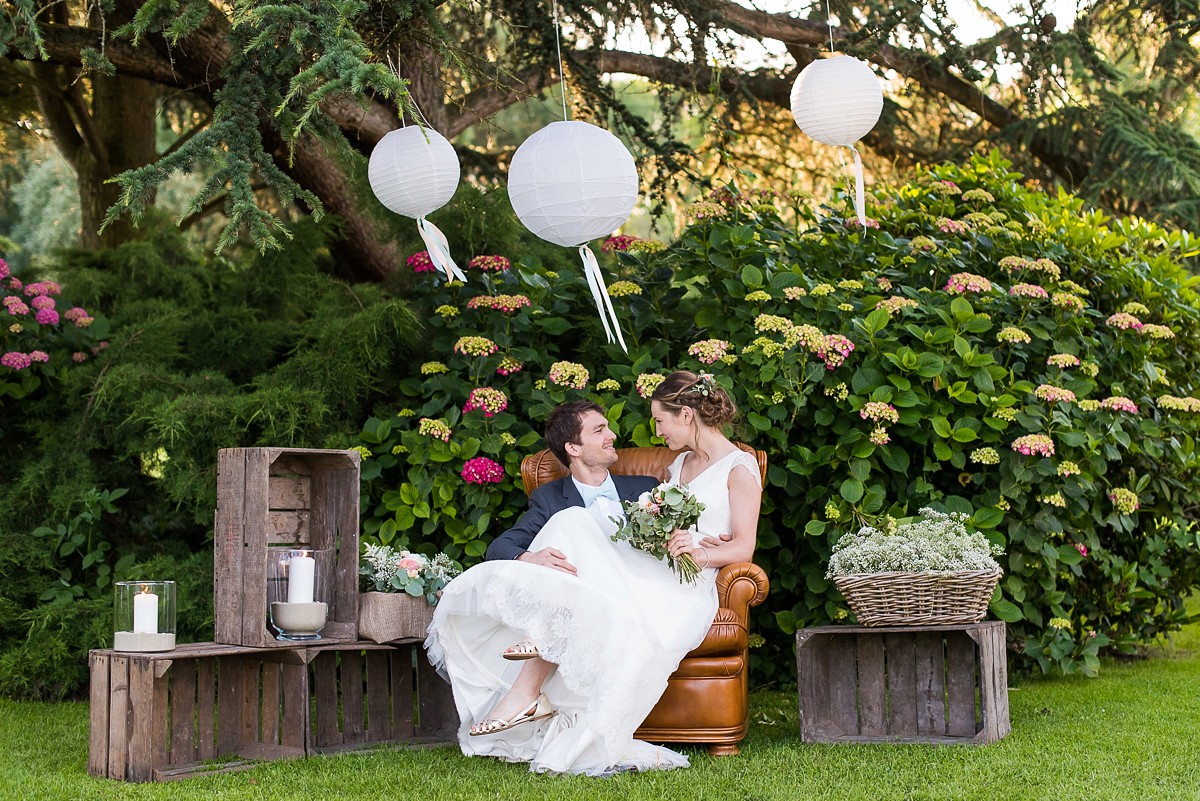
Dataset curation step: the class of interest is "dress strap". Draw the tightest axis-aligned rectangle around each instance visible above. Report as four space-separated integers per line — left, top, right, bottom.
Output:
731 450 762 489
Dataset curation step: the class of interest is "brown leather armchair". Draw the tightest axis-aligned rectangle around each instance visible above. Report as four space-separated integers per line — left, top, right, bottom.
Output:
520 444 770 756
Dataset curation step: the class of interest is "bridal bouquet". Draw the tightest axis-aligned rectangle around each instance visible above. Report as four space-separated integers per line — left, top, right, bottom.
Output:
611 484 706 584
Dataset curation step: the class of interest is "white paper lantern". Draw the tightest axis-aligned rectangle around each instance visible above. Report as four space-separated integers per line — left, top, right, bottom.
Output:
790 55 883 146
368 127 464 281
508 120 638 248
507 120 639 352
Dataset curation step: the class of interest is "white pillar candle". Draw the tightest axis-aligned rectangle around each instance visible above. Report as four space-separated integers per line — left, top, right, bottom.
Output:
133 587 159 634
287 553 316 604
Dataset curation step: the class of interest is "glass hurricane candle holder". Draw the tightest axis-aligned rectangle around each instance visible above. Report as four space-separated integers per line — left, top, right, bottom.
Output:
267 548 331 641
114 580 177 652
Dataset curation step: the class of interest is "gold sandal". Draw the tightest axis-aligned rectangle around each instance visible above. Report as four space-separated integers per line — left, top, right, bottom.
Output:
468 693 554 736
501 640 540 661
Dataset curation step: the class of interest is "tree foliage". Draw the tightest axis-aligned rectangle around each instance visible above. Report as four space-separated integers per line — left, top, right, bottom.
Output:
4 1 1200 277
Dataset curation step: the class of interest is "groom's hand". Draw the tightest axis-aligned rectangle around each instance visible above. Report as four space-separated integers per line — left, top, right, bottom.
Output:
517 548 578 575
700 533 734 548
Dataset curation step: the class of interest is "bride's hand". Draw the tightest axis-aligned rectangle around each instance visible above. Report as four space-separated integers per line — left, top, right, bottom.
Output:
667 529 696 559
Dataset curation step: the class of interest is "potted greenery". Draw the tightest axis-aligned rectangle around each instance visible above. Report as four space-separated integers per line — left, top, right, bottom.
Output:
825 508 1003 627
358 544 462 643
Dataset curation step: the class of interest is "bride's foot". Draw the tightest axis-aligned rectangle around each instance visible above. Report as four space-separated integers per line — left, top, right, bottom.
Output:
469 692 554 736
502 640 540 660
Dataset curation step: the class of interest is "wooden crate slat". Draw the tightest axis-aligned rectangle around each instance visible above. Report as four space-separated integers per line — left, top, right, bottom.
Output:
261 662 282 746
215 655 243 756
795 630 831 741
195 659 216 761
152 662 170 769
267 510 310 544
884 633 917 735
855 634 887 737
214 450 248 645
415 649 459 740
390 645 416 739
87 652 110 778
127 659 156 782
280 662 308 751
239 659 261 750
340 650 366 743
312 651 341 748
365 651 391 742
241 450 273 646
914 632 947 735
169 658 197 765
946 632 978 737
106 654 130 781
268 475 310 510
826 635 858 736
331 467 361 630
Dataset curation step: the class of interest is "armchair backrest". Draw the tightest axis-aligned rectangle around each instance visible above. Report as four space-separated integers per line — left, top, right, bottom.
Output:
520 443 767 495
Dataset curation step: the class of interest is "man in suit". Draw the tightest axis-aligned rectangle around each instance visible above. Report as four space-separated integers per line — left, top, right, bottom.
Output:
485 400 657 574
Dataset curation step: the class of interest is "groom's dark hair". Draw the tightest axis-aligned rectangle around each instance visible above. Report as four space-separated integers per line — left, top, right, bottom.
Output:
545 400 605 466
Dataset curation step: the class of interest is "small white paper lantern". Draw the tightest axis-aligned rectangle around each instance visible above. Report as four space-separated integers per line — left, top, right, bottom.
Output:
368 127 464 280
790 55 883 227
508 120 638 247
790 55 883 147
508 120 638 350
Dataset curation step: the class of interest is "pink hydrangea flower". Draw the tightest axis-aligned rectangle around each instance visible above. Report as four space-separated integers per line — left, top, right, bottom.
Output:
1106 313 1143 331
602 235 638 253
1011 434 1055 457
944 273 992 294
31 296 55 311
8 277 22 291
463 387 509 417
1075 543 1088 557
1034 384 1076 404
0 259 8 280
937 217 968 235
1 352 33 370
1100 396 1139 414
72 352 88 363
1009 283 1049 299
468 255 511 272
818 334 855 370
3 296 29 316
407 251 435 273
35 308 59 325
63 307 89 321
461 456 505 484
29 350 49 363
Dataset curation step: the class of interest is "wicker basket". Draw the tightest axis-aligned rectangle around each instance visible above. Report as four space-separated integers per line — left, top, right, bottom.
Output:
832 568 1001 627
358 592 437 643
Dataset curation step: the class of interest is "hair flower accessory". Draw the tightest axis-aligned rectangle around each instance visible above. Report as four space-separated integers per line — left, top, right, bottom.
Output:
688 373 716 396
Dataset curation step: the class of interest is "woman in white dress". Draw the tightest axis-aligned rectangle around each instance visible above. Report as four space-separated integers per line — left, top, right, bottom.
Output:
425 371 762 775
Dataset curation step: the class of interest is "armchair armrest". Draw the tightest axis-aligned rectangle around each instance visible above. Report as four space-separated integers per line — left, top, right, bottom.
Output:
715 562 769 626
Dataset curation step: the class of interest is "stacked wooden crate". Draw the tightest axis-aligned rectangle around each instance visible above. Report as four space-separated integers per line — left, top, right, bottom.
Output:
88 448 457 782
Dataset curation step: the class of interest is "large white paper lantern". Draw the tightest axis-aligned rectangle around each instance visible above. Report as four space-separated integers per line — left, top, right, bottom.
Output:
508 120 639 350
790 55 883 227
368 126 465 281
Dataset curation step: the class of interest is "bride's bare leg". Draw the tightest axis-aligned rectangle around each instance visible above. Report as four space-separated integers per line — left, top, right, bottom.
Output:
483 657 556 721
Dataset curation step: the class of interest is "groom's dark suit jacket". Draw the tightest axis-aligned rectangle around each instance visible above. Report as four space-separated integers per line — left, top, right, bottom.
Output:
485 473 658 561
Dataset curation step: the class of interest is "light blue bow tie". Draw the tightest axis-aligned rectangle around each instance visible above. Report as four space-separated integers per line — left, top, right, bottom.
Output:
583 485 620 506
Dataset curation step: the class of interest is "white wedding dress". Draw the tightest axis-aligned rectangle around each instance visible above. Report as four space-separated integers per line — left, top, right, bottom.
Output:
425 449 761 775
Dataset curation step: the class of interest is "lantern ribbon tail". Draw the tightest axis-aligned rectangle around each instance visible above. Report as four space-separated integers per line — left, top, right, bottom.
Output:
850 145 867 228
416 217 467 283
579 244 628 353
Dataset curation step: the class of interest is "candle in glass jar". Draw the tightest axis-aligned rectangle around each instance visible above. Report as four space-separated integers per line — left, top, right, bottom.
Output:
133 585 159 634
287 552 316 604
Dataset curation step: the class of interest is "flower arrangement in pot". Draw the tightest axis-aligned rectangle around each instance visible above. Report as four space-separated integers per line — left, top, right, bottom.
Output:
358 544 462 643
825 508 1003 627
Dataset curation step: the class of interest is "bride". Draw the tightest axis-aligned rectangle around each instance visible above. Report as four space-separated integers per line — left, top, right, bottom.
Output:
425 370 762 775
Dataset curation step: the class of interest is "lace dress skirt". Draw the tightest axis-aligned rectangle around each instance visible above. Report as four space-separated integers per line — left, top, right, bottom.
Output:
425 505 718 775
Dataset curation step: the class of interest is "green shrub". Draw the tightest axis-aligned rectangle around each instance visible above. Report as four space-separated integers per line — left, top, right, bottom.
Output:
362 151 1200 681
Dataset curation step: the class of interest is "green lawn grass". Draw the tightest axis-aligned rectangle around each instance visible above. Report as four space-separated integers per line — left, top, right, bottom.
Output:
4 611 1198 801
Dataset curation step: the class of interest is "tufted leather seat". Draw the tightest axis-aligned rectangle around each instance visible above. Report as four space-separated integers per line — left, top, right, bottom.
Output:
520 444 770 756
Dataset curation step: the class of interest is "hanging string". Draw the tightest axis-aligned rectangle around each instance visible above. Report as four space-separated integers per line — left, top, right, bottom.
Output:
552 0 570 121
826 0 835 52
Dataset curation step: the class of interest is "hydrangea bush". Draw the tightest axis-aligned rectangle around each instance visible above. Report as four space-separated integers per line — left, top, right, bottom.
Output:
361 152 1200 679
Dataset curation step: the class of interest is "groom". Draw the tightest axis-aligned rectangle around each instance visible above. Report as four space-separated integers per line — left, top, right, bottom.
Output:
485 400 657 574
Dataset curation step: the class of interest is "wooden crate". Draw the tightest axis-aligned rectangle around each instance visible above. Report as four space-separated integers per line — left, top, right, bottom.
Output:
795 622 1010 745
88 640 457 782
215 448 360 648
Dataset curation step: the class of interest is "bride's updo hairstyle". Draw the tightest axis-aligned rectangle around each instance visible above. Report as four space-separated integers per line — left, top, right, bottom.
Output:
650 370 737 428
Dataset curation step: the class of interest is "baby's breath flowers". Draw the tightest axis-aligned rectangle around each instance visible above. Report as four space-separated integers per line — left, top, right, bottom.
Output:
826 508 1002 576
1109 488 1140 515
548 361 589 389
